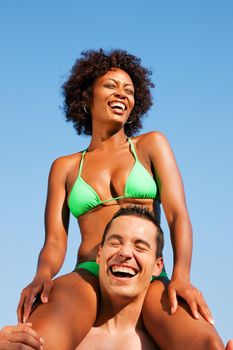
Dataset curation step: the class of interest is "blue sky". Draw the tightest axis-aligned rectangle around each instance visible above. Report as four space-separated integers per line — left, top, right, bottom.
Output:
1 0 232 344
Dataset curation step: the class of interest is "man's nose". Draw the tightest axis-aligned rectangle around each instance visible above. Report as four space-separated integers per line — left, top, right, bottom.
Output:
118 243 133 258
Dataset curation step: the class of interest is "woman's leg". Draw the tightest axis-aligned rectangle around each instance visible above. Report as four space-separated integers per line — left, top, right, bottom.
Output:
28 270 99 350
143 280 225 350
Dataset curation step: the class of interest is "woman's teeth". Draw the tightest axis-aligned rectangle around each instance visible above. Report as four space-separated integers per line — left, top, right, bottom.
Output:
109 101 126 111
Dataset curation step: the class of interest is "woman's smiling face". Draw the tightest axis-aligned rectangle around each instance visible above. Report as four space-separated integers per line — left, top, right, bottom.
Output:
90 68 135 128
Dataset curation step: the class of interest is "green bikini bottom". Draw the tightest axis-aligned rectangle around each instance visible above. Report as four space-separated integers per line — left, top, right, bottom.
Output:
74 261 169 282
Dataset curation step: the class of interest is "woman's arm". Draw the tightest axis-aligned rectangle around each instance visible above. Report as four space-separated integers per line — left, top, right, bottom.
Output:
144 131 213 324
17 157 70 323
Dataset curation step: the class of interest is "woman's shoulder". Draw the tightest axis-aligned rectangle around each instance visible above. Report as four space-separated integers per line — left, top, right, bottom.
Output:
133 131 169 148
49 152 83 177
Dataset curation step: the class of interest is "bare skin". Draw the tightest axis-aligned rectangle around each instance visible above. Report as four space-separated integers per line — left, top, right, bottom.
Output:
2 325 233 350
143 281 225 350
0 323 44 350
17 68 230 349
76 215 163 350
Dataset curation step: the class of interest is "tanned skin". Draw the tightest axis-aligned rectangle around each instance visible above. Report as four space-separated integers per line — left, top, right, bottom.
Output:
15 68 229 349
76 214 163 350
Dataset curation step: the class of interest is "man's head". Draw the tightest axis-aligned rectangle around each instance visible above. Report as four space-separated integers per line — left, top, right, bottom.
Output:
101 206 164 259
97 206 164 301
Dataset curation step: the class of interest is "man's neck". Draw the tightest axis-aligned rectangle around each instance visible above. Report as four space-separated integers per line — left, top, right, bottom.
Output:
94 294 145 333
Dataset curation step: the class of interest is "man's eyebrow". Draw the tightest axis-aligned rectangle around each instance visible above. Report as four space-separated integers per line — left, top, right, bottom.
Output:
103 78 134 87
134 239 151 249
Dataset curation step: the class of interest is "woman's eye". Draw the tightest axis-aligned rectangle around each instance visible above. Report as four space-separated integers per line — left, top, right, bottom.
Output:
104 84 115 89
125 89 134 95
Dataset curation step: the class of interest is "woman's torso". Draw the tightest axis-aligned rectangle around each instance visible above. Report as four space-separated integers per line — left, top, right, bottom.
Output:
65 134 160 262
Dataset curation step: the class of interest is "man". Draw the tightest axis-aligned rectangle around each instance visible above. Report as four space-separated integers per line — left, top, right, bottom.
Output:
76 206 164 349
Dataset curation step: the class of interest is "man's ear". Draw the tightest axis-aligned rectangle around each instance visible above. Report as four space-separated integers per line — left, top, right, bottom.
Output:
96 246 102 264
152 257 164 277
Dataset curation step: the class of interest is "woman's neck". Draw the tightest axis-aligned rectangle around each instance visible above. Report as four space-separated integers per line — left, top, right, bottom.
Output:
88 129 128 152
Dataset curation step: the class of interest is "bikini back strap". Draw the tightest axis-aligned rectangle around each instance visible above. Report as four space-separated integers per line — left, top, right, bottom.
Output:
128 138 138 160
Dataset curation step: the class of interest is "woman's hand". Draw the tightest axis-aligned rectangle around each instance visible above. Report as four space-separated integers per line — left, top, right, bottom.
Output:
168 277 214 325
0 323 44 349
17 276 54 323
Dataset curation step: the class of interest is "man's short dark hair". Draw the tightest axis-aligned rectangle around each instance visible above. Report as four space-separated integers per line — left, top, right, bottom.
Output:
101 206 164 259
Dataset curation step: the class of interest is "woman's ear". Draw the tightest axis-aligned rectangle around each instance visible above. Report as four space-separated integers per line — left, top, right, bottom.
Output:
152 257 164 277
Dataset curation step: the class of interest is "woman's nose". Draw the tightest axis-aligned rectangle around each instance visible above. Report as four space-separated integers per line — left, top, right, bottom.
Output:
114 89 126 99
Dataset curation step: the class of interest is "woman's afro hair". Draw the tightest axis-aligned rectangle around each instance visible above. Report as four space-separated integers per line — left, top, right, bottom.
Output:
62 49 154 136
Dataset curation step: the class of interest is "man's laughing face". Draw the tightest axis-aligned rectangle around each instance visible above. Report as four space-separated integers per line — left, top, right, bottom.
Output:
97 215 163 301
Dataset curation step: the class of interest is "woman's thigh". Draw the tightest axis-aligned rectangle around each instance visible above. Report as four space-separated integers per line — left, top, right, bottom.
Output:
28 270 99 350
143 280 224 350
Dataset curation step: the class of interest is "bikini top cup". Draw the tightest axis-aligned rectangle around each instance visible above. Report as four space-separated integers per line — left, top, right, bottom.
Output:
68 138 159 218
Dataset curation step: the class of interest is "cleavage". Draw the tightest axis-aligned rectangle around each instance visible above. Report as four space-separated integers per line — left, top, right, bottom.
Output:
81 152 135 200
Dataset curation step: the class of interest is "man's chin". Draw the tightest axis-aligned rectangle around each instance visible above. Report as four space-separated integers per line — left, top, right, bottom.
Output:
106 279 148 301
108 286 139 301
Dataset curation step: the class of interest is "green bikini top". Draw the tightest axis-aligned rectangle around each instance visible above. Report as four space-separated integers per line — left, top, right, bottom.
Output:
68 138 159 218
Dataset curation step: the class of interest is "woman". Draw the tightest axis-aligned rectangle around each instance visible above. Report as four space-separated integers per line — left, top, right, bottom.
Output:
17 49 226 349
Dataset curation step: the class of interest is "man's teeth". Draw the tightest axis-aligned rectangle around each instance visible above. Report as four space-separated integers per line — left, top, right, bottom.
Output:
111 266 136 276
109 101 126 111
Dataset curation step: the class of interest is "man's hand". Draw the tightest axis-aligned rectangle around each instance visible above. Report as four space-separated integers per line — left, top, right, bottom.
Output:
0 323 44 349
